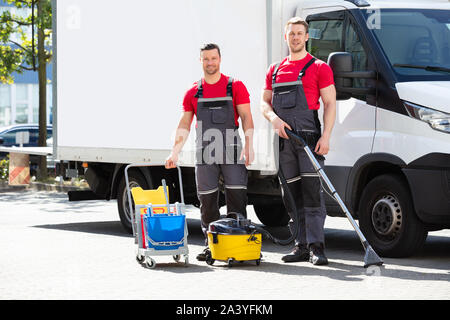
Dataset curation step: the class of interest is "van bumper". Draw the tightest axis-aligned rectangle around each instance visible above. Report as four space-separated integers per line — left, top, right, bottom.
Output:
403 153 450 226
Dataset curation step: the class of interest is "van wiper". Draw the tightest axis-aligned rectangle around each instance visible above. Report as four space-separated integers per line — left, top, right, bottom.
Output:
393 63 450 73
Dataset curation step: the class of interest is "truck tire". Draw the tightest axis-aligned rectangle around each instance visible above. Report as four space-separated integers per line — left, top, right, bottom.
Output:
117 169 150 234
253 203 290 227
358 174 427 258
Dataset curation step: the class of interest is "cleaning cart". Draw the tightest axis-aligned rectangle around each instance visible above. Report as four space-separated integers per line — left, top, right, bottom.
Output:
125 163 189 269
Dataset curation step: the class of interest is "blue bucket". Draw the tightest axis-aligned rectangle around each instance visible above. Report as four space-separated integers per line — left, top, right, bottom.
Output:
143 214 185 250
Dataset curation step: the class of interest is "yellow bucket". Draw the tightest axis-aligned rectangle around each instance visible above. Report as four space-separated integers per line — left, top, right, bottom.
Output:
207 231 262 265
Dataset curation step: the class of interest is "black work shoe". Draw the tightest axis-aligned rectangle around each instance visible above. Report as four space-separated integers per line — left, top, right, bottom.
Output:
309 243 329 265
281 244 309 263
196 248 209 261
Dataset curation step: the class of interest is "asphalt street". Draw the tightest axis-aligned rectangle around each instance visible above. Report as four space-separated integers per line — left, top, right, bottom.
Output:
0 189 449 300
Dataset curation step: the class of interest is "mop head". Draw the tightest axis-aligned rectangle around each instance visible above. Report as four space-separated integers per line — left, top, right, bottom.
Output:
364 245 384 268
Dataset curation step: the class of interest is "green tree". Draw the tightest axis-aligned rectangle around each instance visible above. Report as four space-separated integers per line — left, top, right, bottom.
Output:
0 0 52 179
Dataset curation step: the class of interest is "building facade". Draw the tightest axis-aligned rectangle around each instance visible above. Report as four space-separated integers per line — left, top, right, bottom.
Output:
0 0 53 127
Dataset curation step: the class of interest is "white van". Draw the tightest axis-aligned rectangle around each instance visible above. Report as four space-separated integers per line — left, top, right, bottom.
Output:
295 0 450 257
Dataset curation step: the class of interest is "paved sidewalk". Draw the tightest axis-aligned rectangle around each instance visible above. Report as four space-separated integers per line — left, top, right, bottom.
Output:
0 180 88 193
0 190 449 300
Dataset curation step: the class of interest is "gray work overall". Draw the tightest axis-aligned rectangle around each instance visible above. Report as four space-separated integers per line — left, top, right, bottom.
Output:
195 78 248 239
272 57 327 246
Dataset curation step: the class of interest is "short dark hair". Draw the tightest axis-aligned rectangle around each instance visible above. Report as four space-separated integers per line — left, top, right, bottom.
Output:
285 17 309 34
200 43 221 57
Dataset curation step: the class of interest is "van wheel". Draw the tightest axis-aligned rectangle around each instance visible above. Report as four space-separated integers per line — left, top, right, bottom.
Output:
358 174 427 258
253 203 290 227
117 169 150 234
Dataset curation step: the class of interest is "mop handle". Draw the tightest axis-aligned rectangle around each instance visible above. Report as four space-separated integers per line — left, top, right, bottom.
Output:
284 129 369 248
161 179 170 214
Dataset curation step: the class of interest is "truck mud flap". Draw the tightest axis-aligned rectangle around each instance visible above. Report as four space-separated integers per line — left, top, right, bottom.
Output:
68 190 106 201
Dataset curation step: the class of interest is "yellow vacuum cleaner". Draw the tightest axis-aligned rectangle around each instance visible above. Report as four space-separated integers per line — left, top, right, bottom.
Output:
204 213 262 267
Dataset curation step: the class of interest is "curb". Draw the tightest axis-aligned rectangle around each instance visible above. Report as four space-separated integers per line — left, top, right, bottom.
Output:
0 181 89 193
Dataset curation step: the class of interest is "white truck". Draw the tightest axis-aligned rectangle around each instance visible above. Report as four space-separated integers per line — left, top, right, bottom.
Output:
53 0 450 257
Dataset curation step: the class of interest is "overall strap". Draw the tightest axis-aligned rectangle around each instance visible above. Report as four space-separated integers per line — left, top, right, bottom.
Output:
194 79 203 98
272 62 281 85
226 77 233 97
195 78 233 98
297 57 317 80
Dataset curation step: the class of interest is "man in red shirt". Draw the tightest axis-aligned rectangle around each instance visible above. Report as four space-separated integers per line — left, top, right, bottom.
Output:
166 43 255 261
261 17 336 265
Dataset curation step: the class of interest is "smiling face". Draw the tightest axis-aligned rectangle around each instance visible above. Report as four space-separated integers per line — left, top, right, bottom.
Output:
285 23 309 55
200 48 221 76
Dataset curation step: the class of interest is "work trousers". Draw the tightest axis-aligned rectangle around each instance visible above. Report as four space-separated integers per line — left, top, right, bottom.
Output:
195 163 248 242
279 138 327 246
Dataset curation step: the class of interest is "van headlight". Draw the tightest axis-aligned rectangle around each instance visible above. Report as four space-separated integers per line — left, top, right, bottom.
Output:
404 101 450 134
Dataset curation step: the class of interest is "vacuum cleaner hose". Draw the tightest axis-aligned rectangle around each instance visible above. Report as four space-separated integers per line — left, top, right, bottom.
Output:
252 157 299 246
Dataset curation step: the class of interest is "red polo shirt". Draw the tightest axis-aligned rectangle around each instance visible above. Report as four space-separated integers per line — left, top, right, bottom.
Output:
265 53 335 110
182 74 250 127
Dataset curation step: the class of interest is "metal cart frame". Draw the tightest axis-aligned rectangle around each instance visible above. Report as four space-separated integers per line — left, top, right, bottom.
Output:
125 163 189 268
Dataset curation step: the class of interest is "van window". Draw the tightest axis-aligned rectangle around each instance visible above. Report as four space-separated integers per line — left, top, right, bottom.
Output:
0 127 52 146
307 20 343 62
345 21 368 100
307 15 370 101
29 129 39 145
368 9 450 81
1 130 23 146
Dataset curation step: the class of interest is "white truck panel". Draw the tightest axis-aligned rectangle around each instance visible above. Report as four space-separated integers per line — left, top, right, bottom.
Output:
55 0 276 169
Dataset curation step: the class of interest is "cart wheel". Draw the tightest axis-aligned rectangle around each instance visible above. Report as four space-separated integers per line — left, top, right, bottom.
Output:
145 257 156 269
136 255 145 264
256 259 261 266
227 258 234 268
184 255 189 266
205 250 215 266
173 255 181 262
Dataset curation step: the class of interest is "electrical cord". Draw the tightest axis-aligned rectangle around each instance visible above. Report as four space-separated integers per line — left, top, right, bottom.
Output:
250 162 299 246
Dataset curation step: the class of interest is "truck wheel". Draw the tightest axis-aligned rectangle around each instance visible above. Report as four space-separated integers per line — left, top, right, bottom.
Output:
253 203 290 227
117 169 149 234
358 174 427 258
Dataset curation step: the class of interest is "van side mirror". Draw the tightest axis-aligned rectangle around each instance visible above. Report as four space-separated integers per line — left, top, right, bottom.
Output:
328 52 353 100
328 52 377 100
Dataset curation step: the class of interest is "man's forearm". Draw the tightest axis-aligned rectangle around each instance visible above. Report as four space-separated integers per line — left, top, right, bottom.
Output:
321 101 336 138
261 90 278 123
241 114 254 145
261 100 278 123
171 127 190 155
170 111 193 156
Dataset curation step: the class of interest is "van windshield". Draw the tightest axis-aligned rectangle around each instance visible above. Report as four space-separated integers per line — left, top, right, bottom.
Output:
367 9 450 82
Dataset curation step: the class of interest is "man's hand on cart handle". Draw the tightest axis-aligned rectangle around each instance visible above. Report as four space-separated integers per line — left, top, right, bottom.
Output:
165 152 178 169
